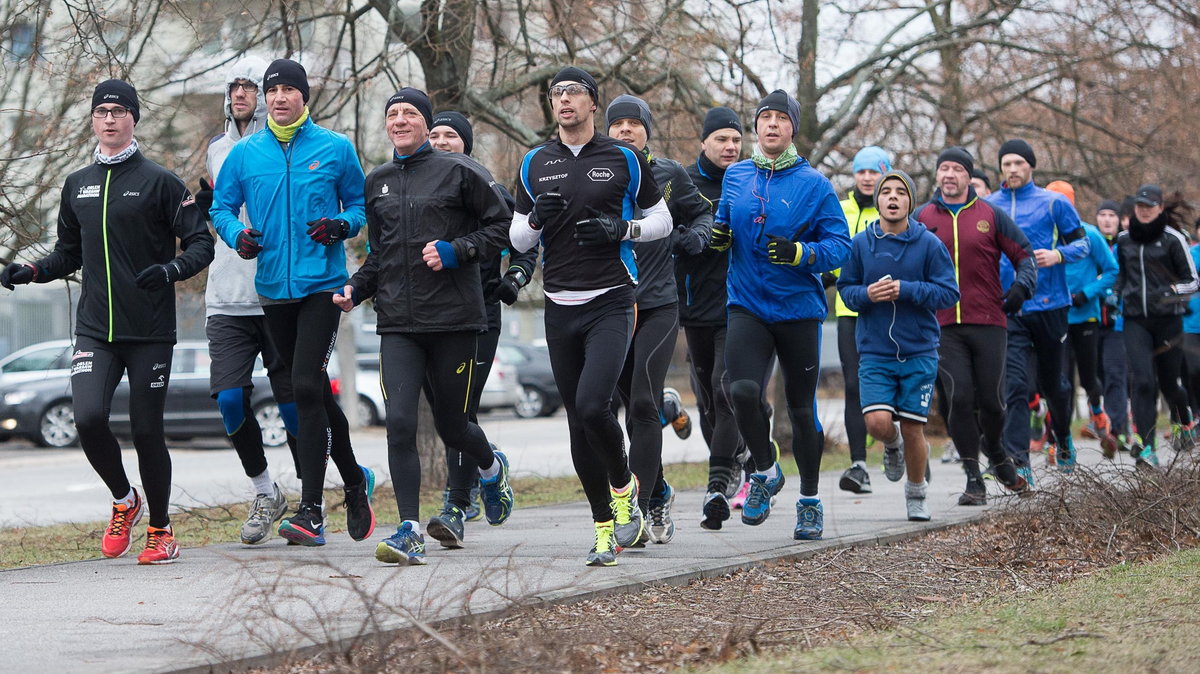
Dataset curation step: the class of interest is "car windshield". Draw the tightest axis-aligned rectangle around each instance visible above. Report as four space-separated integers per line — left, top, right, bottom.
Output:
1 346 71 373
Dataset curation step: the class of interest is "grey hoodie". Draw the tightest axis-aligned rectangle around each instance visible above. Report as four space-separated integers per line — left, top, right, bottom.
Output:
205 56 269 317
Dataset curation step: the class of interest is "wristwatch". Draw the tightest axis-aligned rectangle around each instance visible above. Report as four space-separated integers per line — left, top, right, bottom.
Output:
629 221 641 240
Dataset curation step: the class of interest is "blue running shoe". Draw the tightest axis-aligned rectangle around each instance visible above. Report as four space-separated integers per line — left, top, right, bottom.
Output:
427 506 466 549
793 497 823 540
279 502 325 546
1016 464 1035 488
1056 439 1077 474
741 466 785 526
375 522 426 565
480 450 514 526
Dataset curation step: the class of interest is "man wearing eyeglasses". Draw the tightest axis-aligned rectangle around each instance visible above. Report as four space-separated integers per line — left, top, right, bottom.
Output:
0 79 214 565
509 66 673 566
194 57 301 547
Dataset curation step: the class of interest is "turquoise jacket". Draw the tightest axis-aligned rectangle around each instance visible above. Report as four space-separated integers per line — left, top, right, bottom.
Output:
1066 224 1118 325
212 118 366 300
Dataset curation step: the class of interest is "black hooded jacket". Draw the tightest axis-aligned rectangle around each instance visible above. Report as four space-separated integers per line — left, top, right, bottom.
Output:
676 152 730 326
1113 213 1199 319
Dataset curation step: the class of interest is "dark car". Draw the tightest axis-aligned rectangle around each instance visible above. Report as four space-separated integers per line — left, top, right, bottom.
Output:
495 341 561 418
0 341 285 448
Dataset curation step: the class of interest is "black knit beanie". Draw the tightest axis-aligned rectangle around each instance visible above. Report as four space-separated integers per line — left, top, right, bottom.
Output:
998 138 1036 168
1096 199 1121 216
701 106 742 140
386 87 433 129
754 89 800 133
936 146 974 176
92 80 140 123
431 110 474 155
606 94 653 140
263 59 310 103
970 168 992 190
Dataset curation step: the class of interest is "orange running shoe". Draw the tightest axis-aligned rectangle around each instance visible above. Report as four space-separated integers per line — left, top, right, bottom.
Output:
101 489 145 558
137 526 180 565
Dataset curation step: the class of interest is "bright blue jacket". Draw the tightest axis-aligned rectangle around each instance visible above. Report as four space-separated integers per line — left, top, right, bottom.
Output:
1066 223 1118 325
212 118 366 300
1187 244 1200 334
988 181 1088 313
716 156 850 323
838 219 960 361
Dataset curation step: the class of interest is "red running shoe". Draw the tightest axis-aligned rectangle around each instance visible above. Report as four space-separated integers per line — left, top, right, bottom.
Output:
137 526 180 565
101 489 145 559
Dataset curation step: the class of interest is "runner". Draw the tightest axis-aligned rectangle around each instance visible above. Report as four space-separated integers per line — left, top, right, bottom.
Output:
211 59 374 547
1 80 214 563
831 146 891 495
1094 199 1130 455
915 147 1032 504
1112 184 1198 466
335 90 516 563
428 111 537 524
837 169 959 521
712 89 850 539
969 169 992 198
985 139 1089 484
509 67 672 566
605 94 712 545
1046 181 1119 456
196 57 300 545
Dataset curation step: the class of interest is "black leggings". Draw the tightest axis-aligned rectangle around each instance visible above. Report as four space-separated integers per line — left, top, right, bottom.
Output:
1003 309 1072 466
837 316 868 462
262 293 362 505
1066 322 1102 411
545 286 635 522
936 324 1008 468
1124 316 1191 446
726 308 822 497
441 327 500 510
615 303 679 510
382 330 496 520
72 335 174 528
1182 333 1200 419
684 324 745 492
1099 327 1129 435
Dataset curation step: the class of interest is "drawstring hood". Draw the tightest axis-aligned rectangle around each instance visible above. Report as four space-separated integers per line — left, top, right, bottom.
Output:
222 55 269 141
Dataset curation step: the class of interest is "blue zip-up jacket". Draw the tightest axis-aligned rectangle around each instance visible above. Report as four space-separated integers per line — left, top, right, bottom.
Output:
211 117 366 300
838 218 959 361
1187 243 1200 334
716 156 850 322
1066 223 1118 325
988 180 1088 313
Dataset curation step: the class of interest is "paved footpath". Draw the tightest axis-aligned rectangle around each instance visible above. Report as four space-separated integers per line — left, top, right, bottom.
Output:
4 442 1111 673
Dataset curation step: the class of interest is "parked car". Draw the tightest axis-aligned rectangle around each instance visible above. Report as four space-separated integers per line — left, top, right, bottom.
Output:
0 341 285 448
496 341 561 418
0 339 74 387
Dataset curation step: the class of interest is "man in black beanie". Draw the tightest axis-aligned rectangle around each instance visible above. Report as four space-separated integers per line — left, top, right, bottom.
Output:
970 168 992 197
262 58 310 103
510 66 673 566
430 110 474 155
605 93 713 545
1 78 214 564
983 138 1089 483
681 106 754 529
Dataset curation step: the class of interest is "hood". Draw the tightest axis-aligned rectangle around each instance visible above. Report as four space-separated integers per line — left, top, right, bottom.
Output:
865 216 927 263
223 56 269 141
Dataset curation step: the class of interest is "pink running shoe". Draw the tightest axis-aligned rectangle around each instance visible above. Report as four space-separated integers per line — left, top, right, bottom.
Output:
730 478 750 510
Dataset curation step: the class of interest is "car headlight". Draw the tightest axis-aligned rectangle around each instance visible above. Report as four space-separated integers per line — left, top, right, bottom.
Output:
3 390 37 406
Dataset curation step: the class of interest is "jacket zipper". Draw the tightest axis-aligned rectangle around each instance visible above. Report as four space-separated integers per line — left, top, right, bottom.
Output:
277 128 301 297
1140 243 1148 316
102 168 114 342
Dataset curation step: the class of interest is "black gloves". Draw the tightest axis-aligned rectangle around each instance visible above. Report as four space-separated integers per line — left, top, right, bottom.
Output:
195 178 214 222
0 263 37 290
766 235 804 266
236 228 263 259
821 272 838 289
574 208 629 246
488 265 530 306
709 225 732 252
1071 291 1088 307
1002 283 1031 314
135 262 181 291
671 226 705 256
530 191 568 230
306 218 349 246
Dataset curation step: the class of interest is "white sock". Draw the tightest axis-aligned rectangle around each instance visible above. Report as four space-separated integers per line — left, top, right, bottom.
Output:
479 457 501 480
404 519 422 535
115 488 136 507
250 469 274 497
800 493 820 502
905 480 928 498
753 463 780 480
852 460 867 470
885 421 903 450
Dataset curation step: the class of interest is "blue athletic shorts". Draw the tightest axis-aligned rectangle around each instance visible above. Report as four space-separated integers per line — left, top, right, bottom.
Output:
858 356 938 423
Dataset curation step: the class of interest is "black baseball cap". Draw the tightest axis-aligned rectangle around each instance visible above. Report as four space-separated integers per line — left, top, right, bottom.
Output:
1134 184 1163 206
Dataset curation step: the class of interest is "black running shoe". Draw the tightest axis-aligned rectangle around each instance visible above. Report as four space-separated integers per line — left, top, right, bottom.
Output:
427 506 466 549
